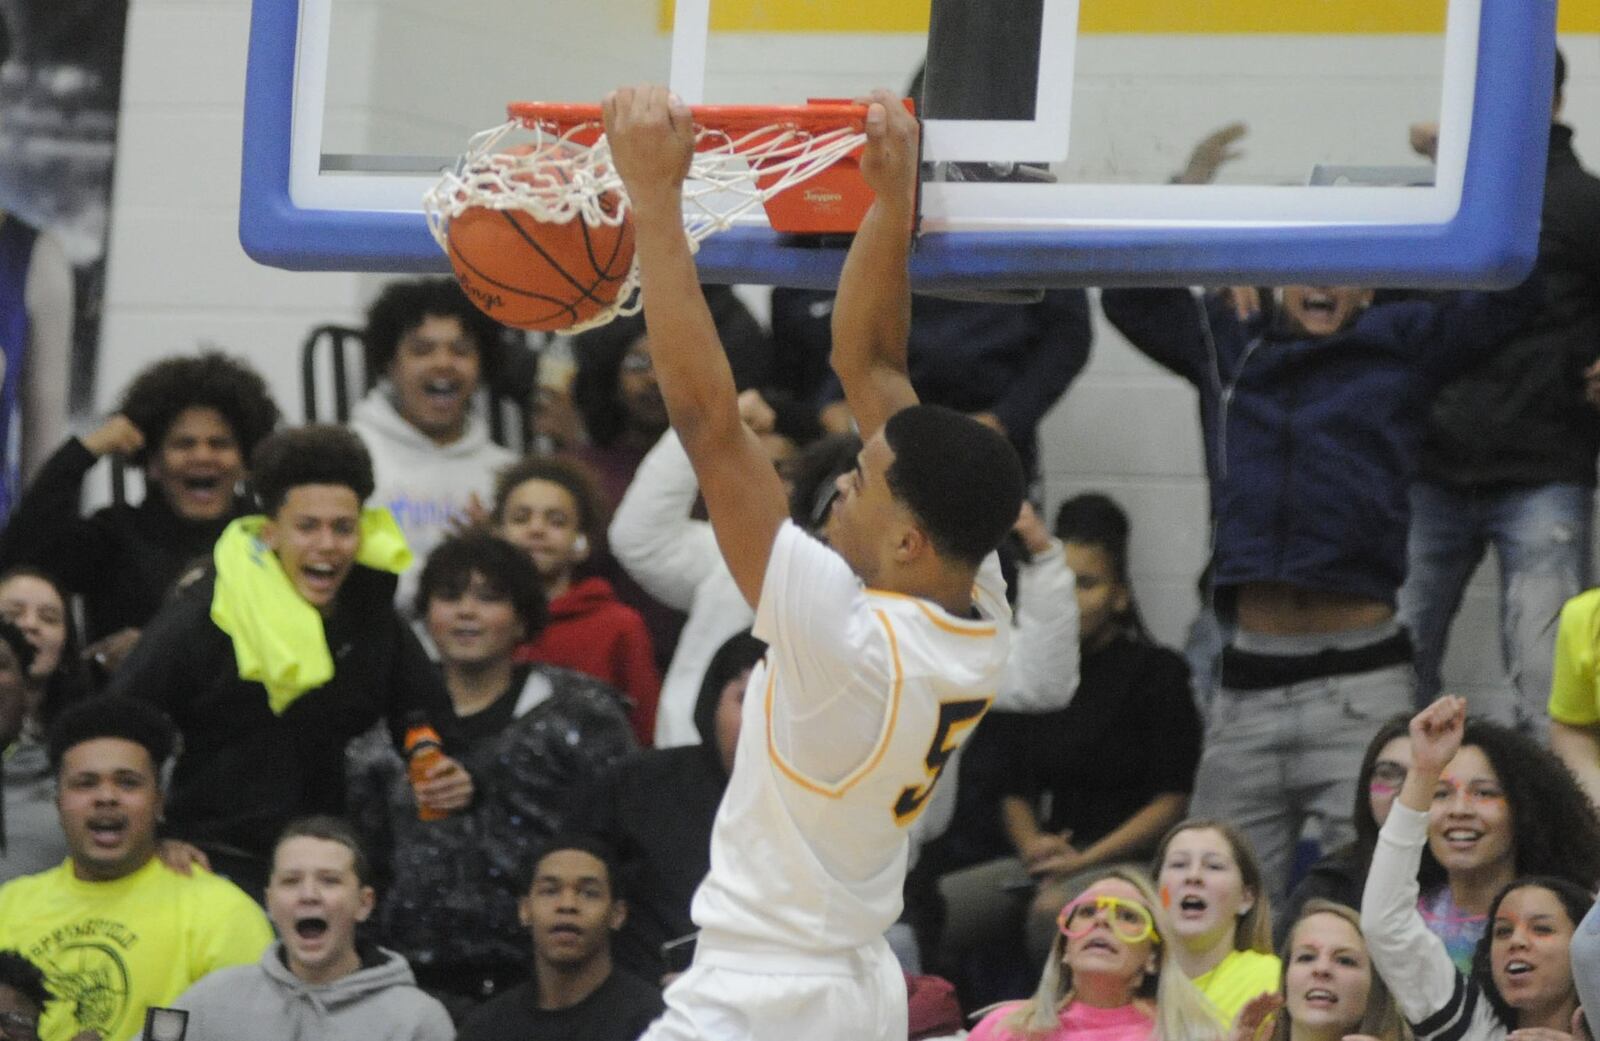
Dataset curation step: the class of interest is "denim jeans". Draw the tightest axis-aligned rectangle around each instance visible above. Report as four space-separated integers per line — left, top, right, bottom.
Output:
1189 623 1414 904
1184 600 1231 717
1398 480 1592 739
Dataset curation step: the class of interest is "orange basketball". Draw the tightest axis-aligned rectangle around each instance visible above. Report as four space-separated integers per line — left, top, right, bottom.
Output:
446 157 635 332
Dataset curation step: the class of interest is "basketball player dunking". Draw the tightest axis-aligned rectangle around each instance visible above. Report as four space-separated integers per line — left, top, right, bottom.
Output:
603 86 1025 1041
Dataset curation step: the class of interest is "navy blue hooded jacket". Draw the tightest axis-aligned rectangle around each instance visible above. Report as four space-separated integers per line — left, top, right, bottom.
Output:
1101 284 1536 608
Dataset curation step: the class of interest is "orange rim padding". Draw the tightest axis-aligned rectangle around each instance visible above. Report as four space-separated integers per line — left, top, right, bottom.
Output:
505 100 873 138
504 99 896 235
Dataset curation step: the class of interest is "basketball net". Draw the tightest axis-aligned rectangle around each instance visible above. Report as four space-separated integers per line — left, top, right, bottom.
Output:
423 108 869 332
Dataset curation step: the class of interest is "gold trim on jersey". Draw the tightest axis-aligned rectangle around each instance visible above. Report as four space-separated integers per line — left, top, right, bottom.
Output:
765 609 905 798
863 588 998 638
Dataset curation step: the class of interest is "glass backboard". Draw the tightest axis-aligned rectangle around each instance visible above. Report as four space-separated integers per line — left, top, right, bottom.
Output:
240 0 1558 290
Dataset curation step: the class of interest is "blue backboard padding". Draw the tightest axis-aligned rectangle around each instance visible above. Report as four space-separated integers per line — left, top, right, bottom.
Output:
240 0 1556 289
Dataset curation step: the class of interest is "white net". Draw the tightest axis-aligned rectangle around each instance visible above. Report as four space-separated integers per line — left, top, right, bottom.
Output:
423 112 868 332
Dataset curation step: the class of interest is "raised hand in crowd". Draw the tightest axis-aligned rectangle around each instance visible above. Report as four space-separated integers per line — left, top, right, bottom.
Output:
79 413 146 458
1398 694 1467 812
1176 121 1249 185
1228 990 1281 1041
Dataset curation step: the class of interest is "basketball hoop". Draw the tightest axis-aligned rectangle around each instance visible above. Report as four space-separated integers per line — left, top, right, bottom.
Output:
423 101 889 333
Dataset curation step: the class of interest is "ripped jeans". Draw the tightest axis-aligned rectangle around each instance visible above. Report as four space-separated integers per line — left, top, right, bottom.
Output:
1398 480 1593 739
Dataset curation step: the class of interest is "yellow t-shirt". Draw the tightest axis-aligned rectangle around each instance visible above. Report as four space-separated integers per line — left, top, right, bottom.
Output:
1549 589 1600 726
0 857 273 1041
1192 948 1281 1023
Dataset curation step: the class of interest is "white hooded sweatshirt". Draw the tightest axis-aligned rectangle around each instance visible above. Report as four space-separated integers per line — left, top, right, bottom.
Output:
350 386 515 611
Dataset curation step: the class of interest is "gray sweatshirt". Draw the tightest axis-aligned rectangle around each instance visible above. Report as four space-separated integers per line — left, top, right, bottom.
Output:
164 942 454 1041
1573 898 1600 1034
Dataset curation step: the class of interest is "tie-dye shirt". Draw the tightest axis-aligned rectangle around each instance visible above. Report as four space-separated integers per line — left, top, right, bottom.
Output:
1419 883 1487 975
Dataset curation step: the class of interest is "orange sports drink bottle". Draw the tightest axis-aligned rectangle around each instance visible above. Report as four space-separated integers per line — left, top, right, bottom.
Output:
404 715 448 822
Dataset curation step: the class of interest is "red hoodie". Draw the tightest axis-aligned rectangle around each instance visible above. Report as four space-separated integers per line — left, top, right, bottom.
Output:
514 575 660 745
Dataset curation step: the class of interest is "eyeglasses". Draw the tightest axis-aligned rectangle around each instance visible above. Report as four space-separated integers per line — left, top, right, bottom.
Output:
0 1010 40 1041
1057 894 1160 945
1368 760 1408 796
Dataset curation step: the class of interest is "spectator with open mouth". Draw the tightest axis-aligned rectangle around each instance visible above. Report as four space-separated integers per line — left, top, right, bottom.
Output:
1363 696 1596 1041
1102 267 1540 910
163 815 453 1041
1230 900 1408 1041
105 425 469 895
1152 820 1280 1024
0 694 272 1041
967 868 1223 1041
351 277 517 614
1406 713 1600 974
0 352 280 675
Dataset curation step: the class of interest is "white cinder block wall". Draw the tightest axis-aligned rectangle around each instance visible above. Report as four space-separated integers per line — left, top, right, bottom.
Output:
99 6 1600 711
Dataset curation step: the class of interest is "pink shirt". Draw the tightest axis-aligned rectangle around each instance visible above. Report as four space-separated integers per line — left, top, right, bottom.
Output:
968 1001 1155 1041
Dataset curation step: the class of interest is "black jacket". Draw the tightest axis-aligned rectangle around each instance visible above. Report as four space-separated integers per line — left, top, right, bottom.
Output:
347 664 636 976
105 566 457 871
0 437 243 642
1419 124 1600 487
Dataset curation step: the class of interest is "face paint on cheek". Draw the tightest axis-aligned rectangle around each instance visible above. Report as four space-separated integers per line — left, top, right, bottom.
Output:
1160 885 1172 910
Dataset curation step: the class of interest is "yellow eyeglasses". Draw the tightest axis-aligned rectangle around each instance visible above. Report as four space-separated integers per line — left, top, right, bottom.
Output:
1057 894 1160 945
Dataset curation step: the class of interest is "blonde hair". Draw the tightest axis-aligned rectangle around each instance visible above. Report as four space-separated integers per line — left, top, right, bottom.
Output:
1004 867 1227 1041
1271 900 1410 1041
1152 819 1275 954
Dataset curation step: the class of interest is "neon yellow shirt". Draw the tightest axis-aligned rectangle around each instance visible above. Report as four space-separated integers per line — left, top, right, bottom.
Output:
0 857 273 1041
1550 589 1600 726
1192 948 1281 1023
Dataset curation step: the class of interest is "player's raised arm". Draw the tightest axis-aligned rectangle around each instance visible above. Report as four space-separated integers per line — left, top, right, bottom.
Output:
830 90 922 442
602 85 789 609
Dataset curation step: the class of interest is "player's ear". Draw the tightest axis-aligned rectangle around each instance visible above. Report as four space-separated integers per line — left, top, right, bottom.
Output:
895 522 928 564
608 898 628 932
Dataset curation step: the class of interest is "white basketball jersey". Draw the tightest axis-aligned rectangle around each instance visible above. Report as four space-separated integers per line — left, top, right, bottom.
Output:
691 521 1010 954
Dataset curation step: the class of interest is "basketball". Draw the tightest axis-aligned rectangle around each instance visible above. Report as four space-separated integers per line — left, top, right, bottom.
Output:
445 156 635 333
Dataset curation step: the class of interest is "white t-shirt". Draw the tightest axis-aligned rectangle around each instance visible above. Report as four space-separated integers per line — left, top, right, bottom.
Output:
691 520 1011 954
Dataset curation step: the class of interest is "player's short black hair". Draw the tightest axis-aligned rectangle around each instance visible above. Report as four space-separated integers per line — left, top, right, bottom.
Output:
251 425 375 516
882 404 1024 568
492 454 606 539
523 833 624 900
274 815 375 888
117 352 280 467
46 695 175 776
1556 47 1567 99
0 950 52 1012
414 531 548 639
363 277 503 387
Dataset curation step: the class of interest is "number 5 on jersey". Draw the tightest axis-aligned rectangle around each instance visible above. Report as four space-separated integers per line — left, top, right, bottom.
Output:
893 697 991 825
